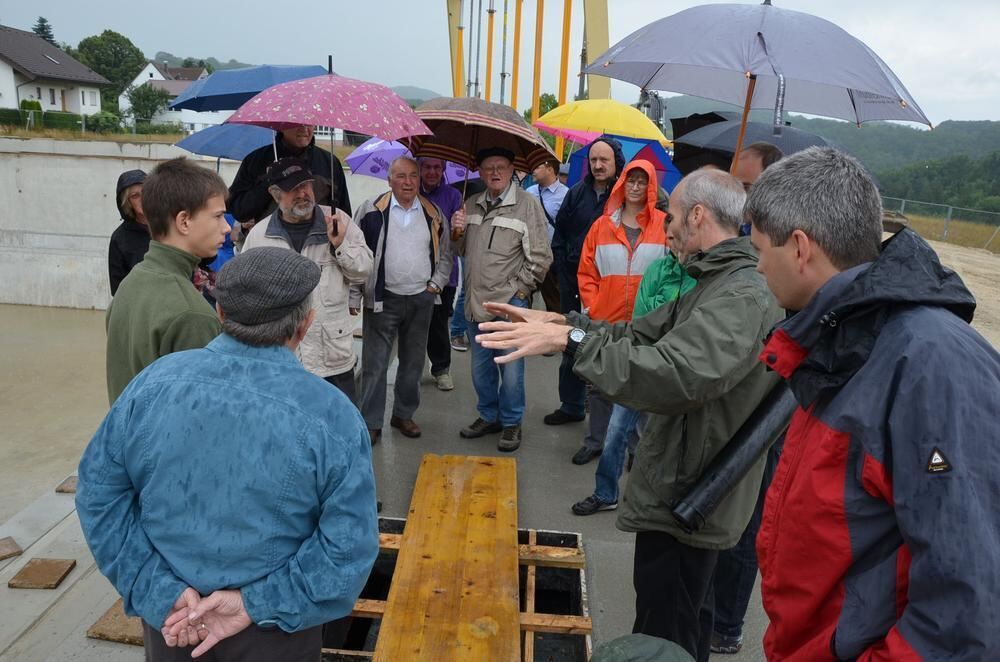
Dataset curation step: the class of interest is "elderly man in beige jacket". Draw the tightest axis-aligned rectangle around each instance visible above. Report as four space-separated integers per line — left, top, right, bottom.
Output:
243 157 373 403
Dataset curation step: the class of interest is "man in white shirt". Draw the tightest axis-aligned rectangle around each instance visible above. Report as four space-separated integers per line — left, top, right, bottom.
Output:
352 157 452 444
524 158 568 311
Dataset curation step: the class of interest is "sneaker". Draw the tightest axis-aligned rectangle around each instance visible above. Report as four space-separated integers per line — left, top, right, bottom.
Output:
450 335 469 352
543 409 586 425
571 495 618 516
460 417 502 438
497 425 522 452
711 632 743 654
435 372 454 391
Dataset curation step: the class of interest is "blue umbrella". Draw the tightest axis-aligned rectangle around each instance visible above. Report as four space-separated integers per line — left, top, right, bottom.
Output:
346 137 480 185
169 64 327 112
568 135 682 193
175 123 275 161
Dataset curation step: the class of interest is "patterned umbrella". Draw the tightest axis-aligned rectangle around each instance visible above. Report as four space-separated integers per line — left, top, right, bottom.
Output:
346 137 480 184
409 97 556 173
225 74 431 142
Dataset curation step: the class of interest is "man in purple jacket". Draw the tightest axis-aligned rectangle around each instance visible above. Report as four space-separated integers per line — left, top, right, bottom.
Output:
419 157 466 391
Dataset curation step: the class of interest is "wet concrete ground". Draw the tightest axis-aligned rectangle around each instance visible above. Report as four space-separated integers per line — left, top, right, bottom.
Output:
0 302 766 661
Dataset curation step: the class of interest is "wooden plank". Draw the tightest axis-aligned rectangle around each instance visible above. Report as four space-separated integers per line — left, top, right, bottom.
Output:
373 455 520 662
55 475 78 494
378 532 585 569
519 613 593 635
523 530 536 662
350 599 592 636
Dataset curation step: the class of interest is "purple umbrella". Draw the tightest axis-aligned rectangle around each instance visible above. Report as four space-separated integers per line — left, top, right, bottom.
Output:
346 137 479 185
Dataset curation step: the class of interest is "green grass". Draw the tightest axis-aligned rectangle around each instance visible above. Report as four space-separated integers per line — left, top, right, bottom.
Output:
0 125 183 143
904 213 1000 254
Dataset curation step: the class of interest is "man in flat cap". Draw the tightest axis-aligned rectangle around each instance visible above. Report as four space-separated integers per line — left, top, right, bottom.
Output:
77 247 379 662
450 147 552 451
244 157 373 403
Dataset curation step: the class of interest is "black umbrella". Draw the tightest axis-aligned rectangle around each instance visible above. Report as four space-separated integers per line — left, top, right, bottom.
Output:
674 120 847 156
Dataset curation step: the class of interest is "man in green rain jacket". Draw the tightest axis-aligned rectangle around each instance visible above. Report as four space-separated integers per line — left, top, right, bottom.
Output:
476 169 783 662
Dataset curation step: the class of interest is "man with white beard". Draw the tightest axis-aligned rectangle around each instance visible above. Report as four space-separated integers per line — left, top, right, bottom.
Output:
243 157 373 403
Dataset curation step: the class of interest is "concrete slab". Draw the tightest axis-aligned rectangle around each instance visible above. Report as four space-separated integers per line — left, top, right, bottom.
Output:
8 558 76 590
55 476 78 494
86 600 143 647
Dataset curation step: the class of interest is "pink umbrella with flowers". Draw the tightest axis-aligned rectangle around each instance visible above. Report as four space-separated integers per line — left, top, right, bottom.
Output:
225 73 431 141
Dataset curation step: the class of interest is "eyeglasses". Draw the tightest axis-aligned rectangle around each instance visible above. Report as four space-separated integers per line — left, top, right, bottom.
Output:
624 179 647 190
480 165 511 174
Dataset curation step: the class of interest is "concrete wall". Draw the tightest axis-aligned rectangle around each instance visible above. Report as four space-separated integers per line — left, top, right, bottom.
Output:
0 137 389 310
0 61 16 110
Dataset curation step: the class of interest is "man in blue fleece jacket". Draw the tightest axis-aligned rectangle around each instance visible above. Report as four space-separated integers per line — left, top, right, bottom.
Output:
77 247 378 661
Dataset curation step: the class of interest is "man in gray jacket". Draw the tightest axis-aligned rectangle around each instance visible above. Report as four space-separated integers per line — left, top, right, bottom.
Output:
451 147 552 451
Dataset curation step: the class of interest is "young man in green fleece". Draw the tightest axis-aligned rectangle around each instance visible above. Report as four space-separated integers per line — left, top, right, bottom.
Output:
105 158 231 403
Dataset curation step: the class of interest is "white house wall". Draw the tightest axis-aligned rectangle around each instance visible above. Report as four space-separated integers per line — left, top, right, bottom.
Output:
0 61 17 110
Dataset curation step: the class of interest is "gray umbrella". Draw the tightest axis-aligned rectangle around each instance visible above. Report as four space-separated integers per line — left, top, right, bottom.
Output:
674 120 848 156
585 1 930 167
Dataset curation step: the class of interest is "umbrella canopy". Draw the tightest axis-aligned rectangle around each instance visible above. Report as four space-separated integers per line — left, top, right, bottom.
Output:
585 2 930 127
534 99 669 145
409 97 556 173
568 135 682 193
169 65 327 112
669 111 742 141
674 119 848 156
174 123 275 161
226 74 431 142
534 125 601 146
346 137 480 184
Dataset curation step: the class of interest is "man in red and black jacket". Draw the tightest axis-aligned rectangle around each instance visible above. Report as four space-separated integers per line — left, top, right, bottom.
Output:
747 147 1000 660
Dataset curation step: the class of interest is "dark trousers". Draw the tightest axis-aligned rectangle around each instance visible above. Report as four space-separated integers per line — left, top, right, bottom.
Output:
537 269 561 312
427 285 456 376
633 531 718 662
713 439 784 637
324 367 357 406
142 621 322 662
583 389 614 451
557 267 586 417
360 290 435 429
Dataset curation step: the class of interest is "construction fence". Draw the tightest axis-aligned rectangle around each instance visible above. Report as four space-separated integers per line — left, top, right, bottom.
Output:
882 196 1000 255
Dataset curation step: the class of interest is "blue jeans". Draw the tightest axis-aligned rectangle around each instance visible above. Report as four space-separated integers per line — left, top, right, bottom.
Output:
467 297 528 427
450 257 468 338
594 404 643 503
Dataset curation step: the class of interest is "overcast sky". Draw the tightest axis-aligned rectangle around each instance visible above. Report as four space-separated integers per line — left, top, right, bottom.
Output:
4 1 999 124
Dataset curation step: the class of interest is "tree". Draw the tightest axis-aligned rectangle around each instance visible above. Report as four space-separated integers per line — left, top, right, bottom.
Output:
125 84 171 124
522 93 559 124
76 30 146 101
32 17 57 46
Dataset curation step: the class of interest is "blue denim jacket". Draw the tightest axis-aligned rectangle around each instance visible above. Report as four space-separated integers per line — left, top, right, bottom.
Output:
77 334 379 632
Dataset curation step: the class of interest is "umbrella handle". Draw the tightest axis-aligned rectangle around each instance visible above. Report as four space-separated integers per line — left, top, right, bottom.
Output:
452 126 479 241
730 75 757 175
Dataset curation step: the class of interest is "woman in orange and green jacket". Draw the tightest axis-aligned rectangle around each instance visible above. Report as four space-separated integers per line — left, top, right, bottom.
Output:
569 159 669 468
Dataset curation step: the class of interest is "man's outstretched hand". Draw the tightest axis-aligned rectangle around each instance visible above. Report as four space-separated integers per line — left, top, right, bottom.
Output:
163 589 252 658
483 301 565 325
477 310 572 364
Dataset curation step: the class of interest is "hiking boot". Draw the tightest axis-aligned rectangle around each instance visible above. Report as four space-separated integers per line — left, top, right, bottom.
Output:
435 372 455 391
571 495 618 516
571 446 602 465
497 425 522 452
450 335 469 352
460 417 502 438
543 409 586 425
711 632 744 655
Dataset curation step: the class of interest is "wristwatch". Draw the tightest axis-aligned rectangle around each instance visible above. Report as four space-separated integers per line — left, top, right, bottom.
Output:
565 327 587 356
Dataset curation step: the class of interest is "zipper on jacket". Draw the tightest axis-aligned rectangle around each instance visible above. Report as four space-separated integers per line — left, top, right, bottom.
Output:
488 225 498 250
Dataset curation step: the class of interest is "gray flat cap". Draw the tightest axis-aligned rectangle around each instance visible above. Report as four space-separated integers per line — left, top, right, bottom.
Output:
215 247 320 325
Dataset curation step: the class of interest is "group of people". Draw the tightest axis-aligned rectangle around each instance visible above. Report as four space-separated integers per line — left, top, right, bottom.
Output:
88 119 1000 662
